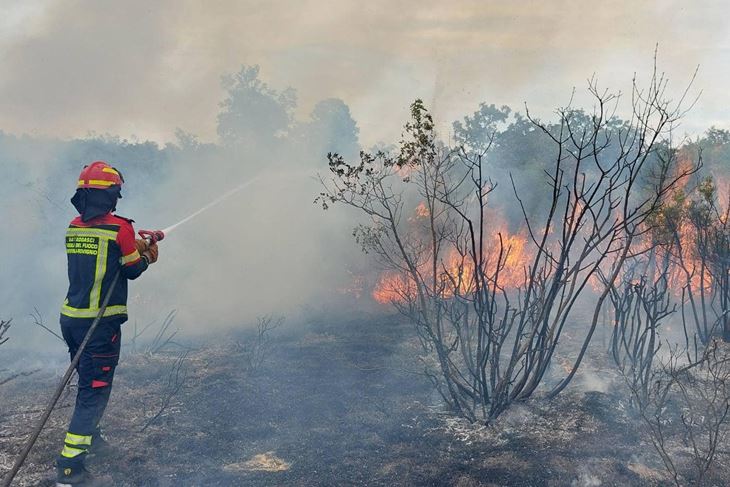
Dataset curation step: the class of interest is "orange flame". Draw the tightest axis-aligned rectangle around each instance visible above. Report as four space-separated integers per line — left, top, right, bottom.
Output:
371 206 532 304
367 159 725 305
372 271 416 304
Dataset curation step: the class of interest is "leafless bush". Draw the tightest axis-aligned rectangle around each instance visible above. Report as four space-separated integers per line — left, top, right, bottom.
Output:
604 237 676 406
633 341 730 486
235 315 283 373
140 350 189 432
655 172 730 345
128 310 184 355
319 62 697 421
147 310 181 354
0 319 18 386
608 193 730 484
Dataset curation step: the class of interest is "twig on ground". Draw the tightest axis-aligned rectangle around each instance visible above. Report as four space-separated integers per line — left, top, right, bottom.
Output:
0 319 11 346
0 369 40 387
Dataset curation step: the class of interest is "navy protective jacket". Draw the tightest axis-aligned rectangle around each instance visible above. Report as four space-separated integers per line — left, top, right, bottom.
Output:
60 213 148 326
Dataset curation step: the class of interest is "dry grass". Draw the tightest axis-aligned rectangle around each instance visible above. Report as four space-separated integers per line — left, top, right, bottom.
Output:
223 451 290 473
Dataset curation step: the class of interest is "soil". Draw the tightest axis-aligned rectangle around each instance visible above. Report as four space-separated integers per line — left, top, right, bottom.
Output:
0 313 728 486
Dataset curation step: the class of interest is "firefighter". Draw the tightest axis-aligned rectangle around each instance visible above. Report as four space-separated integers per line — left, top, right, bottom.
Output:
56 161 158 486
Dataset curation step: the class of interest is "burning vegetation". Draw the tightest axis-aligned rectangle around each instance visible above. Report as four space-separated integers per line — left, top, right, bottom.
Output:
319 64 730 485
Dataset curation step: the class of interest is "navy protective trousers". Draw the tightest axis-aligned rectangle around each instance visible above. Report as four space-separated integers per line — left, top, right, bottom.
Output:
57 319 122 467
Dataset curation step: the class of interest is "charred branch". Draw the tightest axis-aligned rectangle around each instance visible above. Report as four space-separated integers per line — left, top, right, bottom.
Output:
632 341 730 486
128 310 188 355
0 319 9 347
31 308 64 343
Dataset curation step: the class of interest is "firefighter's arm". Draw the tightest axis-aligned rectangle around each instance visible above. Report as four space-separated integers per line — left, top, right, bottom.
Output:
117 223 149 280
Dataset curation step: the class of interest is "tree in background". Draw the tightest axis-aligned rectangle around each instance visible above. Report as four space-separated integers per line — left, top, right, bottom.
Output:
217 65 297 150
299 98 360 162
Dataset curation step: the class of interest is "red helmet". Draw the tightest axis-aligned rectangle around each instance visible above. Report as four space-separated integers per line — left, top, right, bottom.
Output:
77 161 124 189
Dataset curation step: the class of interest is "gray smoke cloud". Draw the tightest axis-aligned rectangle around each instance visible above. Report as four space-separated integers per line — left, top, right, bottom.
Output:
0 0 727 147
0 65 367 350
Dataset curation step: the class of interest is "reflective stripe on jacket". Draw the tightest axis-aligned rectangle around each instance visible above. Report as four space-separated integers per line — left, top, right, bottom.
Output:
60 213 148 325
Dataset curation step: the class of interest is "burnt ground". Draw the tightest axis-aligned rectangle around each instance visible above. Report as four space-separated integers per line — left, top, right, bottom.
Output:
1 313 728 486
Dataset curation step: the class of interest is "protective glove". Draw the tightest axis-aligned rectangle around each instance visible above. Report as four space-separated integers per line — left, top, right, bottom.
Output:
142 242 159 264
134 239 149 255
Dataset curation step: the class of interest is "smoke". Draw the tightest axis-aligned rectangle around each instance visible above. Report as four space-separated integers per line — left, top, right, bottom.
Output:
0 66 366 349
0 1 727 147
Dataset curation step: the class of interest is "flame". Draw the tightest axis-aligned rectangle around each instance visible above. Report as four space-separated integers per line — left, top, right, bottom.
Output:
414 201 430 218
372 271 416 304
371 206 532 304
494 230 530 289
670 222 713 294
366 157 724 305
660 156 718 295
594 160 722 296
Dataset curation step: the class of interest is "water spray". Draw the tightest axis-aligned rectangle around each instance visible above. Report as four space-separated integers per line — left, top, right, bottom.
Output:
139 176 260 243
134 176 259 245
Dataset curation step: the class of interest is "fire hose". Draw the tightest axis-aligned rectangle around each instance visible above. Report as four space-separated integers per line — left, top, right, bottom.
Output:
1 271 121 487
1 231 164 487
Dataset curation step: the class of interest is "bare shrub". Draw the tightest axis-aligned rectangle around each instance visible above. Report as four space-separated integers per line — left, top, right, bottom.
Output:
235 315 283 373
140 350 189 432
0 368 41 387
607 273 674 406
603 197 680 407
128 310 185 355
606 186 730 484
319 63 697 421
633 341 730 486
673 176 730 344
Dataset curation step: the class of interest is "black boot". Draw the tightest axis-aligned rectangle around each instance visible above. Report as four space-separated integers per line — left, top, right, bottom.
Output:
56 463 112 486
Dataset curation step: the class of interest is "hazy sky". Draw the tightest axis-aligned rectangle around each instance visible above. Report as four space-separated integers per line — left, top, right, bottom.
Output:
1 0 728 146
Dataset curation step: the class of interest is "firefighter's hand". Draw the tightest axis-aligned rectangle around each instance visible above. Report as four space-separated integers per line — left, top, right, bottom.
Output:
142 243 159 264
134 239 149 255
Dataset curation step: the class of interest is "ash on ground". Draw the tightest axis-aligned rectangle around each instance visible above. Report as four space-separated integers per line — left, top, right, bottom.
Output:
1 314 727 486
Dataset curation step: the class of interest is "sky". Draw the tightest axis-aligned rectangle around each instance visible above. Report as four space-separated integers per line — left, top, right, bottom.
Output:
0 0 728 147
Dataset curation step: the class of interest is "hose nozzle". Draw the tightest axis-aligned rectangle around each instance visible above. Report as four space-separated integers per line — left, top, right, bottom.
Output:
138 229 165 244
